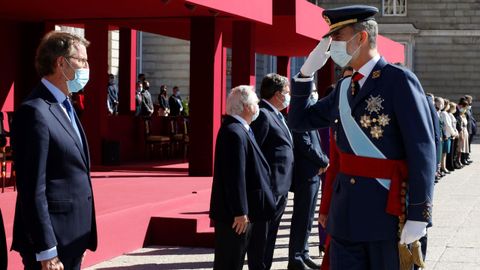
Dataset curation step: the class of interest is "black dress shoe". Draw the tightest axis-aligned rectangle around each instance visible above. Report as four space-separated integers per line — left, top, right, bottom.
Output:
287 260 309 270
303 257 321 269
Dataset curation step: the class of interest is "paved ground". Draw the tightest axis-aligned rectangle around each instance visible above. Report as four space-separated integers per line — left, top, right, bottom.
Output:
86 144 480 270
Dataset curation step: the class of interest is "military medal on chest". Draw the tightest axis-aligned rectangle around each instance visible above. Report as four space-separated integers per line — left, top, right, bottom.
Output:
360 94 390 139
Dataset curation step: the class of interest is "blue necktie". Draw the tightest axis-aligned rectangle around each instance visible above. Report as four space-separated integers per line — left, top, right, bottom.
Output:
62 98 83 146
248 128 255 139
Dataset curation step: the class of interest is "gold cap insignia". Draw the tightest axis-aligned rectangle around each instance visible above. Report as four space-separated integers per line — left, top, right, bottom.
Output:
323 15 331 26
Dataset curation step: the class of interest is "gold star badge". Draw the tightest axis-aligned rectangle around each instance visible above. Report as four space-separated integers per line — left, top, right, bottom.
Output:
370 126 384 139
378 114 391 127
360 114 372 128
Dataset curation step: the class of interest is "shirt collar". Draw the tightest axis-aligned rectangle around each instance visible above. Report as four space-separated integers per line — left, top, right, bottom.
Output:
231 115 251 131
356 54 381 86
262 99 280 115
41 78 69 103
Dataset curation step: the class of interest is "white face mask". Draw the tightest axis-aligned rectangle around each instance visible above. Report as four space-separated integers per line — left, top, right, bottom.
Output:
252 104 260 121
330 33 361 68
62 58 89 93
282 93 291 109
310 91 319 104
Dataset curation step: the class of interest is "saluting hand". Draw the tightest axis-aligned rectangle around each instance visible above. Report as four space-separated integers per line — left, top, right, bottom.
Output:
232 215 249 235
300 37 332 77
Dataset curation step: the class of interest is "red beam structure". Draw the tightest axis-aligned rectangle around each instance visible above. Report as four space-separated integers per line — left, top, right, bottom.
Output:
232 21 256 87
84 23 110 164
189 17 223 176
118 28 137 113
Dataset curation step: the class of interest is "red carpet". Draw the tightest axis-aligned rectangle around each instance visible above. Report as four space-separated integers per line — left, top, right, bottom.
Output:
0 162 214 269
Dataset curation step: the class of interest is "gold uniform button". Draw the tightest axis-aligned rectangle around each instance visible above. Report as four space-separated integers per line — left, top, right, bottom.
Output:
350 178 356 184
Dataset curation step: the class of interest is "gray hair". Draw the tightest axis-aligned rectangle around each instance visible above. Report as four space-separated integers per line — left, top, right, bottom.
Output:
352 20 377 49
226 85 259 116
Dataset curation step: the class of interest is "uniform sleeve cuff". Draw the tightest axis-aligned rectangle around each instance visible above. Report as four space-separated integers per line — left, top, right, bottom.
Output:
36 246 57 261
293 73 315 82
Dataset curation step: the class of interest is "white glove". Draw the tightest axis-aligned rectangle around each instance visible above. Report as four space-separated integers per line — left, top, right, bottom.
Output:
400 220 428 245
300 37 332 77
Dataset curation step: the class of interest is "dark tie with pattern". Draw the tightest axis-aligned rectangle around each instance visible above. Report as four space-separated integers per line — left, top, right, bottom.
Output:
351 72 364 97
62 98 83 146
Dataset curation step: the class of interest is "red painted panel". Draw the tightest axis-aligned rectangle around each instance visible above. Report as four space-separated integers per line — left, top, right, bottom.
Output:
295 0 329 41
378 35 405 64
187 0 272 24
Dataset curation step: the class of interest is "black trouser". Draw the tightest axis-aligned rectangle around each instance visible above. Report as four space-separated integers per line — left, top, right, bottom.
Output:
213 220 252 270
248 194 288 270
289 177 320 262
20 252 83 270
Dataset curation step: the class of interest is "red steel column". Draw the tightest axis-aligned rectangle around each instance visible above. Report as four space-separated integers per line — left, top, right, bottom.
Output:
277 56 291 79
118 28 137 113
232 21 255 87
84 23 109 165
221 47 227 115
189 17 223 176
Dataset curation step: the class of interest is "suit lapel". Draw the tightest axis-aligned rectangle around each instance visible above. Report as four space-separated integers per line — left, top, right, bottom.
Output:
260 101 293 146
74 113 90 170
243 126 270 170
49 103 88 166
351 57 388 112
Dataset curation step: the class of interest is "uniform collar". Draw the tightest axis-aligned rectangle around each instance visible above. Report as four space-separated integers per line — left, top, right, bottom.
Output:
356 54 380 87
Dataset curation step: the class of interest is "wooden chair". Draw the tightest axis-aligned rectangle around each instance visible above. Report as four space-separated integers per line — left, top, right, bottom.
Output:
168 116 189 160
144 118 171 159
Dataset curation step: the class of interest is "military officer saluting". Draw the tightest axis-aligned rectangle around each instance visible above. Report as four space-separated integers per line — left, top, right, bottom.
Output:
288 5 435 270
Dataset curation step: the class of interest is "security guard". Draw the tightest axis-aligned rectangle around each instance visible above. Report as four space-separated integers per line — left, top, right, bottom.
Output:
288 5 435 270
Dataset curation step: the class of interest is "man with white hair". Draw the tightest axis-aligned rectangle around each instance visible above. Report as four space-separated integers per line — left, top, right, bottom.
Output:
209 86 276 270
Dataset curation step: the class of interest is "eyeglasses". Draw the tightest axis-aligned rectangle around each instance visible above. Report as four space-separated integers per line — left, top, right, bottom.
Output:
67 56 89 66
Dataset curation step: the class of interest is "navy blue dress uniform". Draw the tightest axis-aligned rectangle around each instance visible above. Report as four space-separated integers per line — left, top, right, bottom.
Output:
288 7 435 269
11 81 97 269
289 60 435 268
209 115 275 270
288 123 329 269
248 100 294 270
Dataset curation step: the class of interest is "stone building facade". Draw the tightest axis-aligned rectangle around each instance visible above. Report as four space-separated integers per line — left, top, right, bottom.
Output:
310 0 480 119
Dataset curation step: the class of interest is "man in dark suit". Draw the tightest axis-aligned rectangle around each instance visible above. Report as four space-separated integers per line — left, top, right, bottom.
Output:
288 90 330 270
209 85 275 270
168 86 183 116
248 73 294 270
289 5 435 270
11 31 97 270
